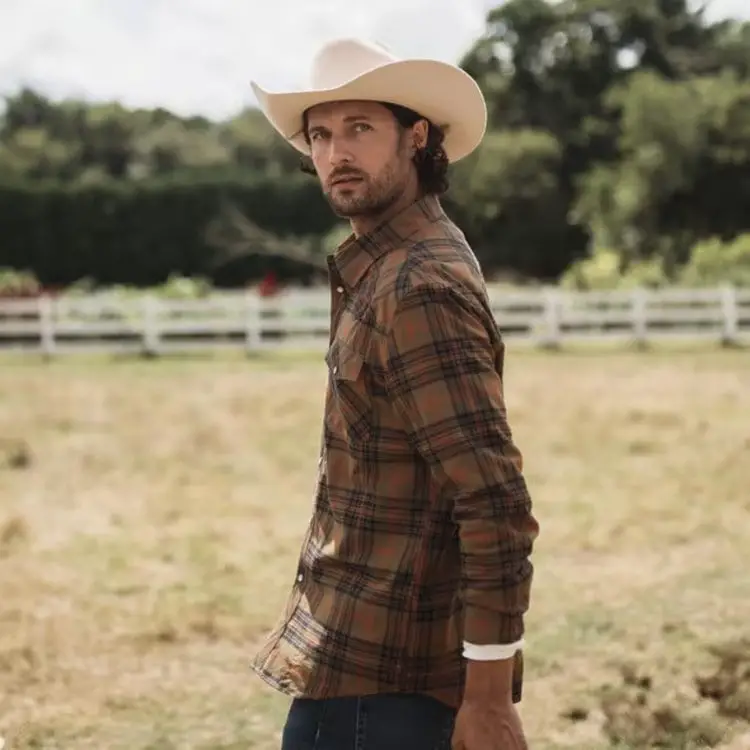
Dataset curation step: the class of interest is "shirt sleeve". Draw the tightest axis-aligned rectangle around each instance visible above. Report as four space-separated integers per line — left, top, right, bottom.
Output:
382 284 538 646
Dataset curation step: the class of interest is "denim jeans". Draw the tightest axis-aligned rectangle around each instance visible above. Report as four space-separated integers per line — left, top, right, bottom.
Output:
281 693 457 750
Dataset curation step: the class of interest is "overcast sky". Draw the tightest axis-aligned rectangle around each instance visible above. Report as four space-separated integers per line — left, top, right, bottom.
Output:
1 0 747 121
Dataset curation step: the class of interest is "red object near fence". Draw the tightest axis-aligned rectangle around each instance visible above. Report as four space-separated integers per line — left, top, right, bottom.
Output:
258 271 279 298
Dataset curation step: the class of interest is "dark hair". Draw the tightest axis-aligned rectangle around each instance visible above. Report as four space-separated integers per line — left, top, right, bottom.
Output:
298 101 449 196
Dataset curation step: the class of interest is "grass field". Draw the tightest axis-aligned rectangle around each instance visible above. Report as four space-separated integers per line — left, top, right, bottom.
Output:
1 347 749 749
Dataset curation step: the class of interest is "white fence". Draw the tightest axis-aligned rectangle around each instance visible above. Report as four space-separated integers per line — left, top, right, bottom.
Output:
0 285 749 357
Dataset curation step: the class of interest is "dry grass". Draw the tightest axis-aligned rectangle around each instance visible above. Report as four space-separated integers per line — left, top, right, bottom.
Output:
0 347 749 749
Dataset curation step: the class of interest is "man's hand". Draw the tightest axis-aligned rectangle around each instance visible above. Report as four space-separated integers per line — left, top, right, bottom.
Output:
453 658 528 749
452 700 528 750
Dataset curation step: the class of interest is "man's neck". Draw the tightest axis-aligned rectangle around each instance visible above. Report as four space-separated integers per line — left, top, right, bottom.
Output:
349 187 423 238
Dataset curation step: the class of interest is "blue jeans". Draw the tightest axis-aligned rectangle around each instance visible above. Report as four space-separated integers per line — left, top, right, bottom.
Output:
281 693 457 750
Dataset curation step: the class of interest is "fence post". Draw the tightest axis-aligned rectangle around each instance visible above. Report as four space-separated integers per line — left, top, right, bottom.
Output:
141 295 160 357
539 287 561 349
244 291 262 355
720 285 738 347
631 287 648 349
38 295 56 358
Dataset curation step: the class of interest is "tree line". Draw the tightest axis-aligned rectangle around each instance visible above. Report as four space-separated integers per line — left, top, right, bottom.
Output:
1 0 749 290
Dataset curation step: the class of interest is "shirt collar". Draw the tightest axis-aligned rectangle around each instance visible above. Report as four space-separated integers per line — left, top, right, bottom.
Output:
327 195 446 292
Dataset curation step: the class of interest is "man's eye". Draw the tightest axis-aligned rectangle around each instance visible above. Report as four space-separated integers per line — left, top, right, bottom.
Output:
353 123 372 133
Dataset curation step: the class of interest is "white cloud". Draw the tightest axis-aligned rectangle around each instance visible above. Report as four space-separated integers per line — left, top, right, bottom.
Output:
0 0 747 120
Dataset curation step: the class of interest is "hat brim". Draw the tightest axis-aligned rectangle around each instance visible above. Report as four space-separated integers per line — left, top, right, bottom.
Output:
250 59 487 163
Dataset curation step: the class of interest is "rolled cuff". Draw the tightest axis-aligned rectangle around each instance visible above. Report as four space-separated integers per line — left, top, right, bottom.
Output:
463 639 524 660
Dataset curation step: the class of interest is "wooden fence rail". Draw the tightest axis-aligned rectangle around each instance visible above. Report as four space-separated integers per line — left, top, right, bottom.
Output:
0 285 749 357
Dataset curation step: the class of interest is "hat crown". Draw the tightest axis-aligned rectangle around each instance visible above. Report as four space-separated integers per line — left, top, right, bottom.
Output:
310 39 397 90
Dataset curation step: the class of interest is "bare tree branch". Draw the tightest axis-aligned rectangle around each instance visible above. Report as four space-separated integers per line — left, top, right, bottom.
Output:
205 201 328 273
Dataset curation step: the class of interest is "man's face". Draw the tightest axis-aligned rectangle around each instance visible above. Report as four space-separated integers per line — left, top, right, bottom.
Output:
305 100 417 219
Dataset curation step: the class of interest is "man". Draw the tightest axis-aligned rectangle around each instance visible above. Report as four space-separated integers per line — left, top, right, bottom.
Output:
250 39 539 750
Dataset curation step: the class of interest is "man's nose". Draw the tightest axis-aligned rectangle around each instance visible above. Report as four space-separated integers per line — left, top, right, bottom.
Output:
327 135 353 166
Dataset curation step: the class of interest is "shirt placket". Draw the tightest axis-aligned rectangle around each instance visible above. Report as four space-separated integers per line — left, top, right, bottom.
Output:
319 259 347 470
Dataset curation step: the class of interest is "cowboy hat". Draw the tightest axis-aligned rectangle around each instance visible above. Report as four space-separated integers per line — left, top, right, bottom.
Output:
250 38 487 163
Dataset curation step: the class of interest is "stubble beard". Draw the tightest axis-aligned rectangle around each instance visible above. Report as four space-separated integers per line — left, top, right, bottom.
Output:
325 161 404 220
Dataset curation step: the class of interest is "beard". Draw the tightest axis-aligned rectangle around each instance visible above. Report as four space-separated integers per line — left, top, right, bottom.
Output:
324 159 405 220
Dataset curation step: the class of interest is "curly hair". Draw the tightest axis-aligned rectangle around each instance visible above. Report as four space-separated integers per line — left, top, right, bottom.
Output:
298 101 450 196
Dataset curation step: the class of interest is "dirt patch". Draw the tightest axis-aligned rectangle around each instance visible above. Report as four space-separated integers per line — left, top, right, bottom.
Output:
0 514 30 555
697 641 750 723
0 437 32 469
599 671 726 748
561 642 750 748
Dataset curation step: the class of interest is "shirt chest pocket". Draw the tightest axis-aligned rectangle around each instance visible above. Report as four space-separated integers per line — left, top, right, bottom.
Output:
325 340 373 445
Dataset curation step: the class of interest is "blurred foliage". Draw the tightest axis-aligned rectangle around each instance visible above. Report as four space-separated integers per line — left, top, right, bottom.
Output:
0 0 749 288
680 233 750 287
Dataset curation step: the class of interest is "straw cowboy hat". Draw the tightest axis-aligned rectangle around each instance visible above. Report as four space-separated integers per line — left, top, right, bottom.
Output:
250 38 488 163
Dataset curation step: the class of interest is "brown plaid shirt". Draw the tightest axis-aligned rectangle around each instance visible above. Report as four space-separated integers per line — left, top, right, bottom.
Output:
251 195 538 709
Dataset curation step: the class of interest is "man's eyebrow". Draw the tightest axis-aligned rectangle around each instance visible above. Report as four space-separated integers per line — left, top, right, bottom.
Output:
308 114 376 131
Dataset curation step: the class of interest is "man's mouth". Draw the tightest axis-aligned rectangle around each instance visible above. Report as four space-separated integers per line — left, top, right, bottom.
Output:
331 175 363 187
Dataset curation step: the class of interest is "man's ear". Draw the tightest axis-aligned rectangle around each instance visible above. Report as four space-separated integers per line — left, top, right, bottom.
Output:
412 119 429 151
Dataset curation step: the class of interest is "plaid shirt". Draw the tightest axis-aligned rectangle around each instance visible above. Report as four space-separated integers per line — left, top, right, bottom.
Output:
252 196 538 709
